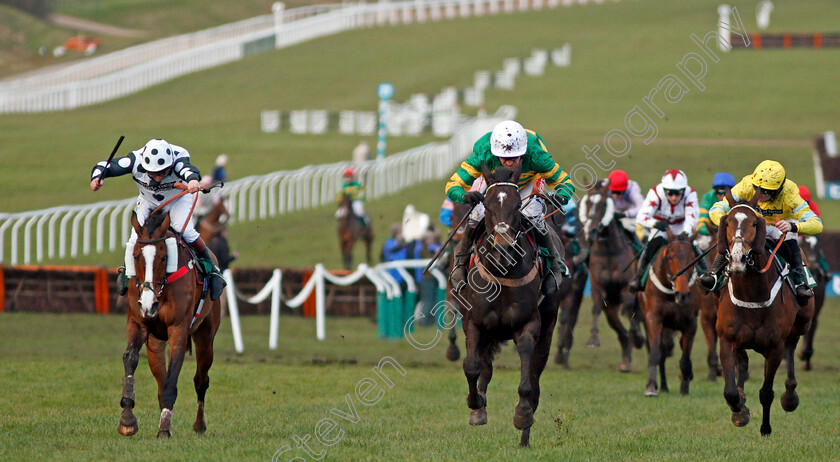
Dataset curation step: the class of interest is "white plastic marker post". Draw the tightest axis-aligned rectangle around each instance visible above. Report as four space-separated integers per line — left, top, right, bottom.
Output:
756 1 773 30
223 269 245 353
268 269 282 350
376 82 394 160
718 5 732 52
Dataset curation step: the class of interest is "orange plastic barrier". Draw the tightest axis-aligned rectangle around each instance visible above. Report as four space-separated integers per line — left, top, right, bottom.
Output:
0 266 5 313
302 269 316 318
95 268 110 314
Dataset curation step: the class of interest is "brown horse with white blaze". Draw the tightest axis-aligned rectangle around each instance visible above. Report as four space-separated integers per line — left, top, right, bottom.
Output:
118 210 221 438
715 192 813 436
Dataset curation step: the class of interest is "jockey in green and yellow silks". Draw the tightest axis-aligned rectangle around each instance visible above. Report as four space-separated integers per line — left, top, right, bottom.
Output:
336 168 370 227
701 160 823 299
445 120 575 296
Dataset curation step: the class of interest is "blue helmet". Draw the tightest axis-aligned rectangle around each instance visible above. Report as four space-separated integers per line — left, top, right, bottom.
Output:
712 172 735 188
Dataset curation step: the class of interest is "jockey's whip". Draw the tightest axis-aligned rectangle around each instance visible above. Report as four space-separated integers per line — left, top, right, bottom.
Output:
95 135 125 181
670 242 717 282
422 202 478 276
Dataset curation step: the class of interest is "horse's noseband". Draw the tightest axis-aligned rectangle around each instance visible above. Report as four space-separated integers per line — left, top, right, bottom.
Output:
726 236 756 268
137 279 166 298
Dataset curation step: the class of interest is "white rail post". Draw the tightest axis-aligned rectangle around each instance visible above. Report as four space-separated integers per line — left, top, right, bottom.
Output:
269 269 283 350
315 263 326 340
223 268 245 354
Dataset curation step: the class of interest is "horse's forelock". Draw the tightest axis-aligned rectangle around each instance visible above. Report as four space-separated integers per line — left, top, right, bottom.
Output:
146 211 169 237
491 165 514 184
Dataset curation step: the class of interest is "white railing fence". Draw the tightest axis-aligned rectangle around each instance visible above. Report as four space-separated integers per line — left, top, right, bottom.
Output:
0 0 609 113
222 259 447 352
0 108 513 266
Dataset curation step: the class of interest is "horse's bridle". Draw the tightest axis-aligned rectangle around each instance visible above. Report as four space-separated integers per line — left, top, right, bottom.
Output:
135 235 170 297
485 182 525 244
723 204 759 271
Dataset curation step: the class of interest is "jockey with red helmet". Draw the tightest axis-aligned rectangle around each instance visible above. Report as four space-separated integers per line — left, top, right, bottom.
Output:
336 167 370 227
606 170 645 218
90 138 226 300
629 169 701 292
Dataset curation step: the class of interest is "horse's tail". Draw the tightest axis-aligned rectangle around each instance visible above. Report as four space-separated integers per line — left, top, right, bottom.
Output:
187 335 193 357
487 339 503 361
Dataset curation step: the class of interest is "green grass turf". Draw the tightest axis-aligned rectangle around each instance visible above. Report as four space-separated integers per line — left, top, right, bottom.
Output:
2 0 839 269
0 296 838 460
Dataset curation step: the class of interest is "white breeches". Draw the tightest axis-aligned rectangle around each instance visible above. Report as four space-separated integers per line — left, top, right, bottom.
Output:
125 194 198 277
765 223 797 242
352 200 365 217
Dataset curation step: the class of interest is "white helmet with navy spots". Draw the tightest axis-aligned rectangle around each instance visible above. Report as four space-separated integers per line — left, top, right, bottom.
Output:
141 139 174 173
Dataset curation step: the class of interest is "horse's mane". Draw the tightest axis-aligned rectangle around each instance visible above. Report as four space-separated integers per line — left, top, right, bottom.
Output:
146 209 170 235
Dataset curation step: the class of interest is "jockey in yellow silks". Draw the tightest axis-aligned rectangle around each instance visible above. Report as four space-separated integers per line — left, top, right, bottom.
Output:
701 160 823 299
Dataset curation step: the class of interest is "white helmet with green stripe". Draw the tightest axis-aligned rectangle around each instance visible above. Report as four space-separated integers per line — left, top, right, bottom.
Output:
490 120 527 158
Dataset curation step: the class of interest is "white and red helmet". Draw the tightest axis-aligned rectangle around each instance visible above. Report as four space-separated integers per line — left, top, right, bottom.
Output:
141 139 174 173
490 120 528 158
661 169 688 192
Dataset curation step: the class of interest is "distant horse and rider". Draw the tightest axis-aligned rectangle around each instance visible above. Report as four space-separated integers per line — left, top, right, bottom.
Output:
336 168 373 270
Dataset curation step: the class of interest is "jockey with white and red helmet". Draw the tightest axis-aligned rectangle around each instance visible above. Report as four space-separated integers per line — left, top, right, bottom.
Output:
628 169 700 292
89 138 226 300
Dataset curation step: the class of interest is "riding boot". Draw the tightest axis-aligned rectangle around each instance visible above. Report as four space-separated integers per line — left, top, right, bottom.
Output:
449 223 477 291
189 237 226 301
534 228 569 296
116 266 128 296
699 254 728 292
628 242 655 292
782 240 814 300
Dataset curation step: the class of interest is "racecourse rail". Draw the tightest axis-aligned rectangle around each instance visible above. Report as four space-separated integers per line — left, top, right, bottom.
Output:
0 0 613 113
223 259 447 353
0 111 510 266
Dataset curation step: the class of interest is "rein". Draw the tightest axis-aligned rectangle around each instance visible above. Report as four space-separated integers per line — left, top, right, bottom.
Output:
758 234 786 273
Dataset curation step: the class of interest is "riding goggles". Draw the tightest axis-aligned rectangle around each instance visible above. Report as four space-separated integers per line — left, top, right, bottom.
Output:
664 189 684 197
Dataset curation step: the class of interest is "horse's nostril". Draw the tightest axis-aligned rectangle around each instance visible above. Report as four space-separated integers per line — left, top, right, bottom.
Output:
150 302 159 316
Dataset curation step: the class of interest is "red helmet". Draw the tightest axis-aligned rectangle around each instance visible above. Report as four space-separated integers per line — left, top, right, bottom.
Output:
343 167 355 177
798 185 811 202
608 170 629 192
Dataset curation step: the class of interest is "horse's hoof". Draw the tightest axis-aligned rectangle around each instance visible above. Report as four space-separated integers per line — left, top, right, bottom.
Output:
194 421 207 434
519 428 531 448
469 408 487 426
586 335 600 348
117 423 138 437
632 333 646 349
555 349 569 369
680 382 689 395
513 405 534 430
760 423 772 436
708 369 718 382
157 430 171 439
801 362 812 372
731 406 750 427
781 391 799 412
660 385 669 393
644 386 658 397
619 362 631 373
446 345 460 362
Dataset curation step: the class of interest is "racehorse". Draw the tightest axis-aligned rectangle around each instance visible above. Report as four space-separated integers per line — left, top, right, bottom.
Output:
458 163 562 447
198 197 229 244
118 210 222 438
715 191 813 435
637 229 700 396
698 226 723 381
337 193 373 270
797 234 828 371
579 181 645 372
550 201 589 369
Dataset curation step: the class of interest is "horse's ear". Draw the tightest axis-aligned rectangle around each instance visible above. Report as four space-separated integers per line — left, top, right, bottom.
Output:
157 213 171 237
131 211 141 235
749 189 767 208
666 224 674 241
510 161 522 185
753 216 767 251
480 161 492 183
724 189 736 206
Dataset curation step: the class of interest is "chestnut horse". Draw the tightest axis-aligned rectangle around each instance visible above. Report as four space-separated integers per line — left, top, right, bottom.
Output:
458 164 561 447
637 229 700 396
337 193 373 270
198 197 229 244
118 210 222 438
579 181 645 372
715 193 813 435
797 235 828 371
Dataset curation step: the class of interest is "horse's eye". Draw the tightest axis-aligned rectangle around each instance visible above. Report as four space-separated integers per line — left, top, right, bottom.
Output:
752 222 757 228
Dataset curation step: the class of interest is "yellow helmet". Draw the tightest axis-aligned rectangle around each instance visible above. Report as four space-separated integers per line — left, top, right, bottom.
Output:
750 160 786 190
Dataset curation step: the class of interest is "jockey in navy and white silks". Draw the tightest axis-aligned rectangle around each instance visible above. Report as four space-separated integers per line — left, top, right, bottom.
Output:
629 169 701 291
90 138 226 300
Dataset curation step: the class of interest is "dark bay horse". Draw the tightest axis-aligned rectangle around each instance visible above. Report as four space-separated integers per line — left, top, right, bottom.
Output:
698 226 723 381
715 192 813 435
337 193 373 270
579 181 645 372
444 201 471 362
458 164 561 447
198 197 229 244
550 201 589 369
797 235 827 371
118 210 222 438
637 229 700 396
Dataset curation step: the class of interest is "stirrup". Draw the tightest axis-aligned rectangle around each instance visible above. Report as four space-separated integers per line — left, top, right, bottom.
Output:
541 270 560 296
